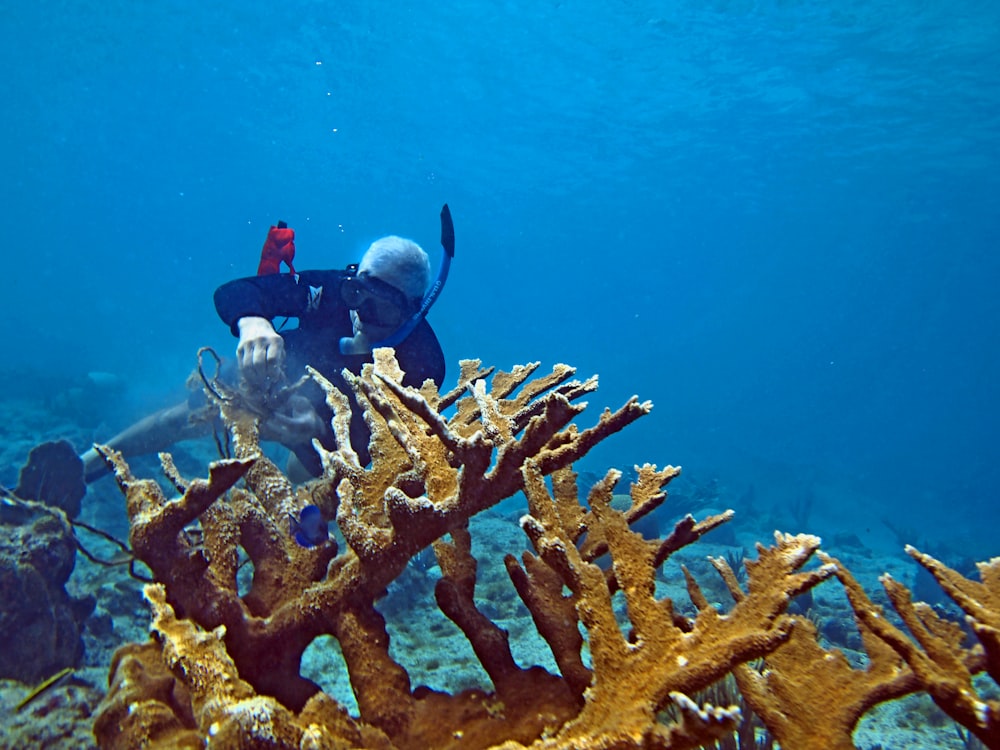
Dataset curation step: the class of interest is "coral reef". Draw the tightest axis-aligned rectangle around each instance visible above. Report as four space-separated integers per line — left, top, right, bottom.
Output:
90 350 1000 749
0 494 92 683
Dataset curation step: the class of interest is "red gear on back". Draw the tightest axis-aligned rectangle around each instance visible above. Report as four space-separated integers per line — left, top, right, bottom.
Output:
257 225 296 276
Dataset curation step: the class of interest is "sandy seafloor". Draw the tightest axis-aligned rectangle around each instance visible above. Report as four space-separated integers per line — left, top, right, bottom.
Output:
0 387 992 750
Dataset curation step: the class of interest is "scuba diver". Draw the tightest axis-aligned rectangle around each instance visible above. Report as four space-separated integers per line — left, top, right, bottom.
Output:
77 204 454 484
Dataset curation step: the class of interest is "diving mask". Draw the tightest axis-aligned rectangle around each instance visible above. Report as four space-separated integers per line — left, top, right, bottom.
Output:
340 274 412 327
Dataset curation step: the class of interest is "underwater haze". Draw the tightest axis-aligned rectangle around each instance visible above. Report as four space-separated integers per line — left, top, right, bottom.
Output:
2 1 999 553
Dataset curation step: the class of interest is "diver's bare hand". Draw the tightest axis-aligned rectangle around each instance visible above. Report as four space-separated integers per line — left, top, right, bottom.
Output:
236 316 286 386
260 395 323 445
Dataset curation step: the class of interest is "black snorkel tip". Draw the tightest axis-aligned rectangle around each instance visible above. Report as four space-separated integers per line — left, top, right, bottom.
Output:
440 204 455 259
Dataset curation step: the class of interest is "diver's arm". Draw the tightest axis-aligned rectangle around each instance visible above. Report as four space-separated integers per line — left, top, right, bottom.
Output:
213 270 343 336
214 274 305 336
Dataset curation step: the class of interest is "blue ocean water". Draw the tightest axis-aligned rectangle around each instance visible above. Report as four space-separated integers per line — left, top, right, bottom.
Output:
1 0 998 559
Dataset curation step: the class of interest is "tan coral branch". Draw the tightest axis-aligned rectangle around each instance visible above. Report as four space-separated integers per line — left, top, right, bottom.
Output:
841 552 1000 747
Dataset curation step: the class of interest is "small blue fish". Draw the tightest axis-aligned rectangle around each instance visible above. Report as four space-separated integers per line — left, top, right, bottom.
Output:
288 505 329 548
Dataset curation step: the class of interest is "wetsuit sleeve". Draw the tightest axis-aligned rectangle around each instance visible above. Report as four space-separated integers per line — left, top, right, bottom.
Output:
213 270 342 336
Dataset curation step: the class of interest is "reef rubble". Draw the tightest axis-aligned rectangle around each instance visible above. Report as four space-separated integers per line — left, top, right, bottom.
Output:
90 350 1000 749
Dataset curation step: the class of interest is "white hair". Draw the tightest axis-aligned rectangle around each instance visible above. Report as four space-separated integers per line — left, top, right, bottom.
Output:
358 236 431 302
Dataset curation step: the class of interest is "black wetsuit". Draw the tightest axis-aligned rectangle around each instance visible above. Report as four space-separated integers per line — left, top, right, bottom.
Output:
214 269 445 474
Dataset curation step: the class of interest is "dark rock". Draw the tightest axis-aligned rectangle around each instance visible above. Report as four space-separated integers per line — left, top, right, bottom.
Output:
14 440 86 519
0 497 84 683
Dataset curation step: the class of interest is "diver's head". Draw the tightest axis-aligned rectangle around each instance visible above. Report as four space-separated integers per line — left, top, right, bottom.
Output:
359 236 430 301
340 236 430 353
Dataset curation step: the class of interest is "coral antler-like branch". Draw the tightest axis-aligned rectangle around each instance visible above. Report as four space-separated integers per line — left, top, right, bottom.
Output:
508 456 838 748
841 547 1000 748
721 550 919 750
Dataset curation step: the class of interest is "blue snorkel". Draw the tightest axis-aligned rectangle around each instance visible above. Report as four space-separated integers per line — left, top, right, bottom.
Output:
340 204 454 354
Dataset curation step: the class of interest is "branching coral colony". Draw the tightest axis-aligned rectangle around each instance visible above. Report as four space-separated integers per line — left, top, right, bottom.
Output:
92 350 1000 750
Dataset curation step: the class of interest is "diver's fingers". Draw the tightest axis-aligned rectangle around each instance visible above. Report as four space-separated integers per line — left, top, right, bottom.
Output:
236 341 250 369
237 341 265 383
249 342 270 380
236 340 252 374
264 338 285 379
237 335 284 383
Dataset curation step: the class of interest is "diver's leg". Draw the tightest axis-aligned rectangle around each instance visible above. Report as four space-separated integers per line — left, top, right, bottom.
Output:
81 401 214 482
